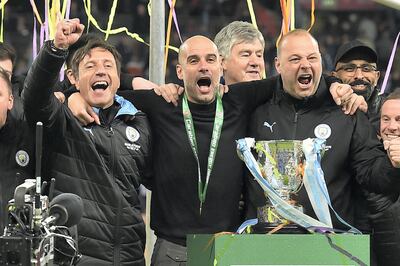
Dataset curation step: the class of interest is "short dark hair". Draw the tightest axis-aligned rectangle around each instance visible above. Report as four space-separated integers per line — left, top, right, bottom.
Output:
66 33 103 69
70 39 122 78
0 42 16 68
383 88 400 103
0 67 13 94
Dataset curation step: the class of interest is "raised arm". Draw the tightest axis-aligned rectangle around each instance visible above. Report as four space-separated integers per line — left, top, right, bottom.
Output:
22 18 84 126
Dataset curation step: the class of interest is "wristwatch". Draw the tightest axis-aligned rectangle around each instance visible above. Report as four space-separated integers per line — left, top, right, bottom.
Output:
49 40 68 57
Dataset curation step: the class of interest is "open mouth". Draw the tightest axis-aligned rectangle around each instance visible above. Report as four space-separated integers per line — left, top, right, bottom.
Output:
298 74 312 85
197 77 211 87
349 80 371 91
91 81 109 91
384 134 400 140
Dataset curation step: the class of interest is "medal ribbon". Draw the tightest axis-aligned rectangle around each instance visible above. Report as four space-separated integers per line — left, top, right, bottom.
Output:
182 93 224 214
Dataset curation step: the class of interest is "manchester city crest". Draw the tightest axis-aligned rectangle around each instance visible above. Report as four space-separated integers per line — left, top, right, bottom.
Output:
15 150 30 167
126 126 140 142
314 124 331 140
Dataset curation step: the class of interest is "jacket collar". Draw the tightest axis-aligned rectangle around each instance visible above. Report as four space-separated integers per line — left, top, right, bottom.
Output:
92 95 138 118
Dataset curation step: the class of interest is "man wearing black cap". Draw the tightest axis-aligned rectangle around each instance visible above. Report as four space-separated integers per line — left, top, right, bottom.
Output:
332 40 381 130
333 40 400 266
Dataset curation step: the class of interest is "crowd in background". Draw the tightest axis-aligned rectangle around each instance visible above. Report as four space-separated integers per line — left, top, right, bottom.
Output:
3 0 400 93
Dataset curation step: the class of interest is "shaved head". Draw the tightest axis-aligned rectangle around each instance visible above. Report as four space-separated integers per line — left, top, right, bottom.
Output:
176 35 222 104
178 35 218 64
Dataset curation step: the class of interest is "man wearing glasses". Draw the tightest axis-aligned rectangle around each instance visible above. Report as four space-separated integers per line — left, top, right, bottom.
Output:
332 40 381 129
332 40 400 265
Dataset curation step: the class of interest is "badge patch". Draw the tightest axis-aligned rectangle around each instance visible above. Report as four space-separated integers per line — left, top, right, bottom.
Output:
126 126 140 142
15 150 29 167
314 124 331 139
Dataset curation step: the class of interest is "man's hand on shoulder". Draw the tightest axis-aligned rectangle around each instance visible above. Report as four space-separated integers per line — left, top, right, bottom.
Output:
54 92 66 103
68 93 99 126
329 82 368 115
154 83 184 106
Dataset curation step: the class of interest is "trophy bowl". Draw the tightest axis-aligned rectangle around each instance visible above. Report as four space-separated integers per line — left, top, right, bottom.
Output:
254 140 305 227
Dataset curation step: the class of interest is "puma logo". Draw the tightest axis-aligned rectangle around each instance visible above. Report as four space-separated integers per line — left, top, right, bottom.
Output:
263 121 276 133
83 127 94 136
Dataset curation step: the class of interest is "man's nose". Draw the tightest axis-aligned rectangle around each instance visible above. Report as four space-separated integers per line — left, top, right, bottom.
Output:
95 65 106 75
388 120 399 131
249 54 260 66
300 58 311 68
199 59 209 72
353 67 365 79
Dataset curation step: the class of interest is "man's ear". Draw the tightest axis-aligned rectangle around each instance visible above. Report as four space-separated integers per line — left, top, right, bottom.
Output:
66 69 77 86
374 70 381 87
331 71 339 78
221 56 227 71
176 64 184 80
274 57 281 74
7 93 13 111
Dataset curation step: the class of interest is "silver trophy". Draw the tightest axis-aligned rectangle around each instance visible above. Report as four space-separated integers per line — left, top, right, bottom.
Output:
254 140 305 225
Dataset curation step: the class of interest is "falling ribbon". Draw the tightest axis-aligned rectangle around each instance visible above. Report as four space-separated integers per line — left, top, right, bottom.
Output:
380 31 400 95
81 0 179 53
164 0 177 73
0 0 7 43
246 0 259 30
167 0 183 43
48 0 61 40
104 0 118 41
289 0 295 31
246 0 266 78
307 0 315 32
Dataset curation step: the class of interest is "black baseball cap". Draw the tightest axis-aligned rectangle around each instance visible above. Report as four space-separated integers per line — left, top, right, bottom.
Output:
334 40 377 68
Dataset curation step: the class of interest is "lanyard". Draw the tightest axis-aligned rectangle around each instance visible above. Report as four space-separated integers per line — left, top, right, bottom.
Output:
182 92 224 214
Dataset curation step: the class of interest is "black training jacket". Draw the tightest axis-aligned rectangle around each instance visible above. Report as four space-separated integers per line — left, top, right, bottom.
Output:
22 41 152 265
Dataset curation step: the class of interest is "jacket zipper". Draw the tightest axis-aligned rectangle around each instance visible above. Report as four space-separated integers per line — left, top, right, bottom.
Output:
107 125 121 265
292 111 298 139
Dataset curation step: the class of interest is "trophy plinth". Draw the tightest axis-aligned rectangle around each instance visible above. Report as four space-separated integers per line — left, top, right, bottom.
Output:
254 140 305 232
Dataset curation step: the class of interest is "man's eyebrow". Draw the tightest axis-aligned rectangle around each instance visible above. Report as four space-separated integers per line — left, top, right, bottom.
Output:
187 55 199 61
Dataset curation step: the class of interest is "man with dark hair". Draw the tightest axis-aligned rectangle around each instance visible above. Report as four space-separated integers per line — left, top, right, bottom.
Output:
332 40 381 129
0 43 16 79
23 18 152 265
0 66 34 235
332 40 400 265
0 42 26 99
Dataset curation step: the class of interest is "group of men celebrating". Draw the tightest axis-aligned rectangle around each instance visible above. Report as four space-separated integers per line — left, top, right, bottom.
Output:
1 16 400 266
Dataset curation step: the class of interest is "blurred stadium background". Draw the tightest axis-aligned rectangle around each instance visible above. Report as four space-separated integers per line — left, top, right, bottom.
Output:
4 0 400 93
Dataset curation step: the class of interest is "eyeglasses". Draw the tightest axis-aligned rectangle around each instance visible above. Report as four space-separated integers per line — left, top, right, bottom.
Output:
335 63 377 74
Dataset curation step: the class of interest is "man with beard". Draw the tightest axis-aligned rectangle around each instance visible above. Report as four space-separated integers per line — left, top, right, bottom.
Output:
331 40 381 130
332 40 400 265
247 30 400 240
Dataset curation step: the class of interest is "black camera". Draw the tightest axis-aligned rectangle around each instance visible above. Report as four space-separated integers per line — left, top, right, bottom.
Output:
0 179 83 265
